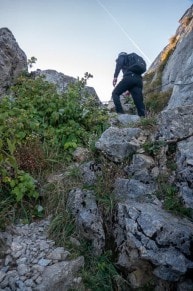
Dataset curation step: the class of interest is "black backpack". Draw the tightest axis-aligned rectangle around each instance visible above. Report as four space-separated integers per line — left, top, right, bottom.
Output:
125 53 146 75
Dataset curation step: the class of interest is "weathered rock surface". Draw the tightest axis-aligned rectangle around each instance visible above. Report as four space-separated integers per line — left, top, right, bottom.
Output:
0 27 27 97
114 202 193 285
67 188 105 255
147 5 193 110
33 69 101 104
95 126 146 162
176 136 193 209
157 105 193 141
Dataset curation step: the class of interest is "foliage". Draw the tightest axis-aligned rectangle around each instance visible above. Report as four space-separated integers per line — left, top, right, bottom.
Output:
143 140 166 157
160 35 178 63
181 16 193 27
134 115 158 132
156 175 192 218
143 47 173 115
81 248 121 291
144 89 172 114
27 56 37 69
46 157 127 290
0 72 109 227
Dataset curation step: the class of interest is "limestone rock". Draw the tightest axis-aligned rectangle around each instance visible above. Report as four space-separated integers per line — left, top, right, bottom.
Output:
0 27 27 97
95 126 146 162
157 105 193 141
67 188 105 255
114 201 193 285
34 257 84 291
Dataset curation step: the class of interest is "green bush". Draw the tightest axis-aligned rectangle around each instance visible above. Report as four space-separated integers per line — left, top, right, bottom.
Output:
0 73 109 226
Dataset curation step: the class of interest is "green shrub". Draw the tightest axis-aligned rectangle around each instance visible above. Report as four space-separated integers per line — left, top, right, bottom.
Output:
0 73 109 226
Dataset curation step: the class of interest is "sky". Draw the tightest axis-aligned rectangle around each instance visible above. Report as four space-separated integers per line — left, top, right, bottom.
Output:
1 0 192 102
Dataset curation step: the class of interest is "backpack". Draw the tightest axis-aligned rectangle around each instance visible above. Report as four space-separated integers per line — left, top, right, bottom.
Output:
125 53 146 74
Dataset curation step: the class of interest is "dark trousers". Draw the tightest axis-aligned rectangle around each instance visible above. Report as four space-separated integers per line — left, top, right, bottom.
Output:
112 73 145 116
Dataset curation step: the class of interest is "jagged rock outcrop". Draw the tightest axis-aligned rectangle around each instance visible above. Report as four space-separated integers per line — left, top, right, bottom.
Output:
157 105 193 141
67 188 105 255
0 27 27 97
148 4 193 109
95 126 147 162
176 136 193 209
33 69 101 105
114 202 193 285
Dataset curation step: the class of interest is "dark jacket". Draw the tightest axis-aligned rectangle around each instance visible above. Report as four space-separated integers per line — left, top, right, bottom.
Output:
114 55 128 78
113 54 134 78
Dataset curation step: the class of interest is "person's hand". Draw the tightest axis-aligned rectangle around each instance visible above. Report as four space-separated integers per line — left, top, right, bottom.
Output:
113 78 117 87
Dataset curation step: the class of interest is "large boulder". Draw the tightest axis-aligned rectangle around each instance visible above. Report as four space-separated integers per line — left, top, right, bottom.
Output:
114 201 193 287
95 126 147 162
157 105 193 141
67 188 105 255
0 27 27 97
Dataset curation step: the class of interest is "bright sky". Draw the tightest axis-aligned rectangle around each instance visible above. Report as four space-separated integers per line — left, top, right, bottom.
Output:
1 0 192 102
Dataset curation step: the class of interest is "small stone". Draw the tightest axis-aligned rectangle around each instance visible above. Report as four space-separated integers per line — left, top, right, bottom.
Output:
5 255 12 266
25 278 35 287
17 264 30 276
12 250 22 259
70 237 81 247
38 258 51 267
0 270 6 282
32 264 45 273
16 257 28 265
15 279 25 289
0 277 9 288
35 275 42 284
47 247 69 261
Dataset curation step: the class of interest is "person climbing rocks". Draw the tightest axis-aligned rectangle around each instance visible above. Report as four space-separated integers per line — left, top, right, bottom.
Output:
112 52 146 117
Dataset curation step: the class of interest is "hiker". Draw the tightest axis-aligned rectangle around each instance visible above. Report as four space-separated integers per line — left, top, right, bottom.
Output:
112 52 146 117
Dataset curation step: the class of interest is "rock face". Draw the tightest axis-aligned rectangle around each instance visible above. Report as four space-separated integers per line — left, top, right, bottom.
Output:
148 5 193 109
67 188 105 255
0 27 27 97
157 105 193 141
176 136 193 209
33 69 101 104
95 126 146 162
114 202 193 284
33 69 76 94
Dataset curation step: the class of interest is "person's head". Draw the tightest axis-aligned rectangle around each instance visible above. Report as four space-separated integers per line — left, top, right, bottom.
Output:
118 52 127 57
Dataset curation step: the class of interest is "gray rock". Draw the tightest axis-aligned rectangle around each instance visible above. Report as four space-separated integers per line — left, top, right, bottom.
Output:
17 263 30 276
176 136 193 210
117 114 140 125
125 153 157 183
0 218 85 290
114 178 156 202
0 27 27 97
95 126 145 162
0 271 6 282
47 248 69 261
114 201 193 283
34 257 84 291
67 188 105 255
33 69 101 104
157 105 193 141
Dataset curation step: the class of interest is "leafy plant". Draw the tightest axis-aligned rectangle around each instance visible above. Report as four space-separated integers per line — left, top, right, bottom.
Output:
0 72 109 227
143 140 166 156
156 175 192 218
